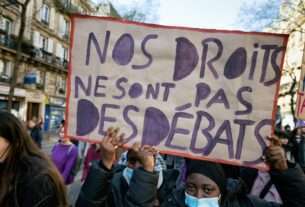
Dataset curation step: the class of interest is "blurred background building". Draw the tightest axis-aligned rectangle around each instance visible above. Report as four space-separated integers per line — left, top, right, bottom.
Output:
0 0 119 133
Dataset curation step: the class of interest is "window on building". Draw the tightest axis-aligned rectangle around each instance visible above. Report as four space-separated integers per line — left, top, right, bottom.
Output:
63 47 68 61
63 0 71 8
0 59 12 80
0 60 5 74
63 19 69 37
56 43 62 59
0 17 13 45
61 77 66 90
59 16 69 38
57 76 66 94
36 70 45 87
40 35 48 51
40 4 50 24
0 17 13 34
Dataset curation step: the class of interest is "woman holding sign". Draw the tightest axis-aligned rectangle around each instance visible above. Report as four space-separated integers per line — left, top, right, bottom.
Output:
161 137 305 207
76 127 180 207
77 125 305 207
0 111 68 207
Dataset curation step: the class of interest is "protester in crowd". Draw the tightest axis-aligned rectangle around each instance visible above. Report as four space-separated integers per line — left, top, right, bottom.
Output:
161 136 305 207
76 126 305 207
76 127 179 207
290 120 305 171
78 140 87 157
81 143 101 182
0 111 68 207
51 128 78 185
37 116 44 129
284 125 291 136
240 167 282 204
28 117 43 148
58 119 79 147
164 154 184 169
58 120 65 137
274 126 294 162
118 147 167 172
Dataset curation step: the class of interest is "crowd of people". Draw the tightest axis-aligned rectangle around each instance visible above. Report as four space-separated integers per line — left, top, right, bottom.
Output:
275 120 305 173
1 110 305 207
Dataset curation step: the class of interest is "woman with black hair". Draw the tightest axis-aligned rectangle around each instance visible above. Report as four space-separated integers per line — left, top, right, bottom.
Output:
0 111 68 207
161 137 305 207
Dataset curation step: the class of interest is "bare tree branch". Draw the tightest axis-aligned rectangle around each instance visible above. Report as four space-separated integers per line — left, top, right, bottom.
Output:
7 0 32 111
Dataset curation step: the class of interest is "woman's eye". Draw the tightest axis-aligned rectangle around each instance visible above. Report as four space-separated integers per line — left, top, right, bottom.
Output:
186 185 196 193
203 187 214 194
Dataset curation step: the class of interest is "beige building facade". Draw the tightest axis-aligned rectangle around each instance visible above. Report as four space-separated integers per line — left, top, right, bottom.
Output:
265 0 305 127
0 0 118 132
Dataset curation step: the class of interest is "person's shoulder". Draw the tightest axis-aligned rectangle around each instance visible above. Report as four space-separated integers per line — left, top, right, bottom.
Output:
112 170 124 185
112 166 125 182
17 156 56 191
27 155 49 171
161 188 185 207
28 173 56 192
66 143 78 154
246 195 281 207
32 126 41 132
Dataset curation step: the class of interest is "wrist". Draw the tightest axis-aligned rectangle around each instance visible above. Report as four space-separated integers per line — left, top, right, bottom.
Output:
102 159 113 170
270 161 288 171
144 164 154 172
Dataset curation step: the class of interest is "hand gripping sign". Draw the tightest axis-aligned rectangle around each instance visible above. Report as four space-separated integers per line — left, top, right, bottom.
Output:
66 15 288 170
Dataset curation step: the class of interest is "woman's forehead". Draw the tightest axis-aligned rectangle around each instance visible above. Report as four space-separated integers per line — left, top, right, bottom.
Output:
186 173 217 186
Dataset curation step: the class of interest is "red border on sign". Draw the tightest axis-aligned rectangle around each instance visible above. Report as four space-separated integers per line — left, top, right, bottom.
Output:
65 14 289 171
64 134 268 171
64 15 75 141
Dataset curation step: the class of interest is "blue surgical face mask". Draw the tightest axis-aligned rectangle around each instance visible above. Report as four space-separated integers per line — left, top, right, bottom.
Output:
185 192 220 207
123 167 163 189
123 167 134 185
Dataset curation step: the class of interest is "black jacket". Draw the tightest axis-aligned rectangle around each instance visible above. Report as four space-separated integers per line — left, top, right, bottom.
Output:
291 138 305 169
270 163 305 206
30 126 43 148
76 161 159 207
161 163 305 207
76 161 179 207
7 156 62 207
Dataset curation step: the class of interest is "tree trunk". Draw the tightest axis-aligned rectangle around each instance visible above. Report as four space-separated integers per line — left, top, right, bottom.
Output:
289 77 297 123
7 0 31 112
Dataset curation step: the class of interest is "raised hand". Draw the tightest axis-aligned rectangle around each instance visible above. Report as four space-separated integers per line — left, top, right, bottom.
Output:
135 144 157 172
264 136 288 171
100 127 125 170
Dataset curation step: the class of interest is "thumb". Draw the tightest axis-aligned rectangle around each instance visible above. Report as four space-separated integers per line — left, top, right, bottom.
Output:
267 136 281 147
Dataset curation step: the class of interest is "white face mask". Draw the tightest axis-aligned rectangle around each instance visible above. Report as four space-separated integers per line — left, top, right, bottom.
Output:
123 167 164 189
185 192 220 207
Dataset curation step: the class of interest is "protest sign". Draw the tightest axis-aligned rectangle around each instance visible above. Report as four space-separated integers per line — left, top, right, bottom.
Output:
66 15 288 169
